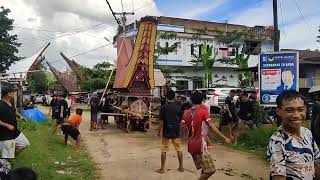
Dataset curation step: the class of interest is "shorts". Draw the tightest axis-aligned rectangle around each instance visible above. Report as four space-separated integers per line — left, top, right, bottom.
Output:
192 153 216 174
61 125 80 140
15 133 30 149
0 140 15 159
97 113 102 124
161 138 182 152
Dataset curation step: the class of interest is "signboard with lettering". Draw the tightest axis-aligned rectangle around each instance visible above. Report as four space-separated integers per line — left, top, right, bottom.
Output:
259 52 299 106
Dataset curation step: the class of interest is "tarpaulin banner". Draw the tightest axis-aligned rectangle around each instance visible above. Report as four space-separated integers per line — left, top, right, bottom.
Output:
259 52 299 106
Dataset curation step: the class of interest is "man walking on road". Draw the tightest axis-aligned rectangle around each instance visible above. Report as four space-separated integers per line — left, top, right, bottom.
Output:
183 91 231 180
156 90 184 174
267 90 320 180
224 90 237 140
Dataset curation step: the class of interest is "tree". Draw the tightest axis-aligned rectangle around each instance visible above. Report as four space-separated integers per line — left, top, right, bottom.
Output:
215 31 253 87
155 31 181 74
78 62 114 92
0 6 22 73
155 31 181 88
27 71 48 94
190 41 218 88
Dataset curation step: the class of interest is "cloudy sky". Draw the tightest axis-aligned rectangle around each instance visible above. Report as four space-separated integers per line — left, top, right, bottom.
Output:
1 0 320 72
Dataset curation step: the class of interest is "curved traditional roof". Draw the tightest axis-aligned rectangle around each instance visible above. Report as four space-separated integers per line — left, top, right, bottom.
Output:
6 42 50 79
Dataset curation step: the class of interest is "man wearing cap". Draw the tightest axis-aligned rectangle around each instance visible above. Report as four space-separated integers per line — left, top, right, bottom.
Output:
0 85 30 159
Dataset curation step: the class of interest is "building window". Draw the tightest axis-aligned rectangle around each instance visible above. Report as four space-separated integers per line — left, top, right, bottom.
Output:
193 80 204 90
243 40 261 55
191 44 195 55
176 80 189 90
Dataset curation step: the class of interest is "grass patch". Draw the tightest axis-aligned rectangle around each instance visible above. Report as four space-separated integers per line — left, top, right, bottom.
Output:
211 117 312 158
228 125 278 157
13 119 96 180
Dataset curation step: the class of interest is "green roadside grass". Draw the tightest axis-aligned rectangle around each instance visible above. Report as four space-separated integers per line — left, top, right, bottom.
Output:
12 119 96 180
211 114 312 158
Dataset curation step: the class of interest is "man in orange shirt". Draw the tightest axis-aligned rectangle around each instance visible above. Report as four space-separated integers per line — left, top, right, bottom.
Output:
60 108 83 149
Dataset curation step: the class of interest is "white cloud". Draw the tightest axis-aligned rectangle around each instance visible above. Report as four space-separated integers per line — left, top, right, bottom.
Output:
230 0 320 50
1 0 161 72
181 0 229 19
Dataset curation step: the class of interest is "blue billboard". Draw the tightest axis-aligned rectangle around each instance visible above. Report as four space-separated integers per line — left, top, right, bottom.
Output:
259 52 299 106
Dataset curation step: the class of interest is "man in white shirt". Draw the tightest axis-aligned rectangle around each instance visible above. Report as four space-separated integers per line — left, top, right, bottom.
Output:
65 95 73 118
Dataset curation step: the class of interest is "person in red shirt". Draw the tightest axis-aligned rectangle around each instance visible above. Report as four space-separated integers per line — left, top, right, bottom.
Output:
182 91 231 180
60 108 83 149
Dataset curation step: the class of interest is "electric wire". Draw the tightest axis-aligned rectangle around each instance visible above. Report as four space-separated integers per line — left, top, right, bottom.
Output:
279 0 288 48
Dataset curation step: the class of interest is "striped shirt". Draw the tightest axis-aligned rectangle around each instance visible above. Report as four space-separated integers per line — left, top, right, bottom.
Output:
267 127 320 179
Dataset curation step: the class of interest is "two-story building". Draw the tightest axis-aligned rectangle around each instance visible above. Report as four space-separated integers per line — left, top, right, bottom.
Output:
121 16 274 90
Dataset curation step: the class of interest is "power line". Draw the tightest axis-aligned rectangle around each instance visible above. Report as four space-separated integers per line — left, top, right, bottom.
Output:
14 23 110 43
105 0 121 25
279 0 288 48
70 42 113 58
134 0 158 12
293 0 313 33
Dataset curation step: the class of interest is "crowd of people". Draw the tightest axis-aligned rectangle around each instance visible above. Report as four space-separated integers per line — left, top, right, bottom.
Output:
157 89 320 180
2 84 320 179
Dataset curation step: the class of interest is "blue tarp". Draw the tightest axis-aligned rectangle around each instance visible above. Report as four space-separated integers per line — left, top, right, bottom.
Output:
22 108 47 123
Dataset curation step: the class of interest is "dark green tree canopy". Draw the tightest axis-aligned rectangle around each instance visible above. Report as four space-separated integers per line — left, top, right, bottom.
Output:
0 6 21 73
79 62 114 92
27 70 48 94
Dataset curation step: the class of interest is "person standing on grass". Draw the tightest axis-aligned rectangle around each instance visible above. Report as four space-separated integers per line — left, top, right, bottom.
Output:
156 90 184 174
65 95 73 118
183 91 231 180
49 95 59 121
61 108 83 149
0 86 30 159
224 90 237 140
267 90 320 180
52 94 68 135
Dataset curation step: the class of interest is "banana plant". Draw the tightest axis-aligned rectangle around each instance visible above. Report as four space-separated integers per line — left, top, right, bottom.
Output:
190 42 218 88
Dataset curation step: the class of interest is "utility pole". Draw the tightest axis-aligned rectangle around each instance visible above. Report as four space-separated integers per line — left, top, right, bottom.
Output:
273 0 280 52
105 0 134 34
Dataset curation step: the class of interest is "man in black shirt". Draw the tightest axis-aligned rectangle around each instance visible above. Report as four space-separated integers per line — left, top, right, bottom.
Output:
49 95 59 120
52 94 68 135
224 90 237 140
0 86 30 159
237 92 255 128
156 90 183 174
90 93 100 131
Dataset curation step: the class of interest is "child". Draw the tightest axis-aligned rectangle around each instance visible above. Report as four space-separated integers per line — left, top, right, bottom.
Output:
60 109 83 149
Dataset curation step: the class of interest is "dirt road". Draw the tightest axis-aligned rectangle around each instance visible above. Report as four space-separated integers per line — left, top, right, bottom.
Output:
77 108 269 180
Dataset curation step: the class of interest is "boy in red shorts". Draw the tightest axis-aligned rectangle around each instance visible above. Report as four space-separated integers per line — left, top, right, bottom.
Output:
60 109 83 149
